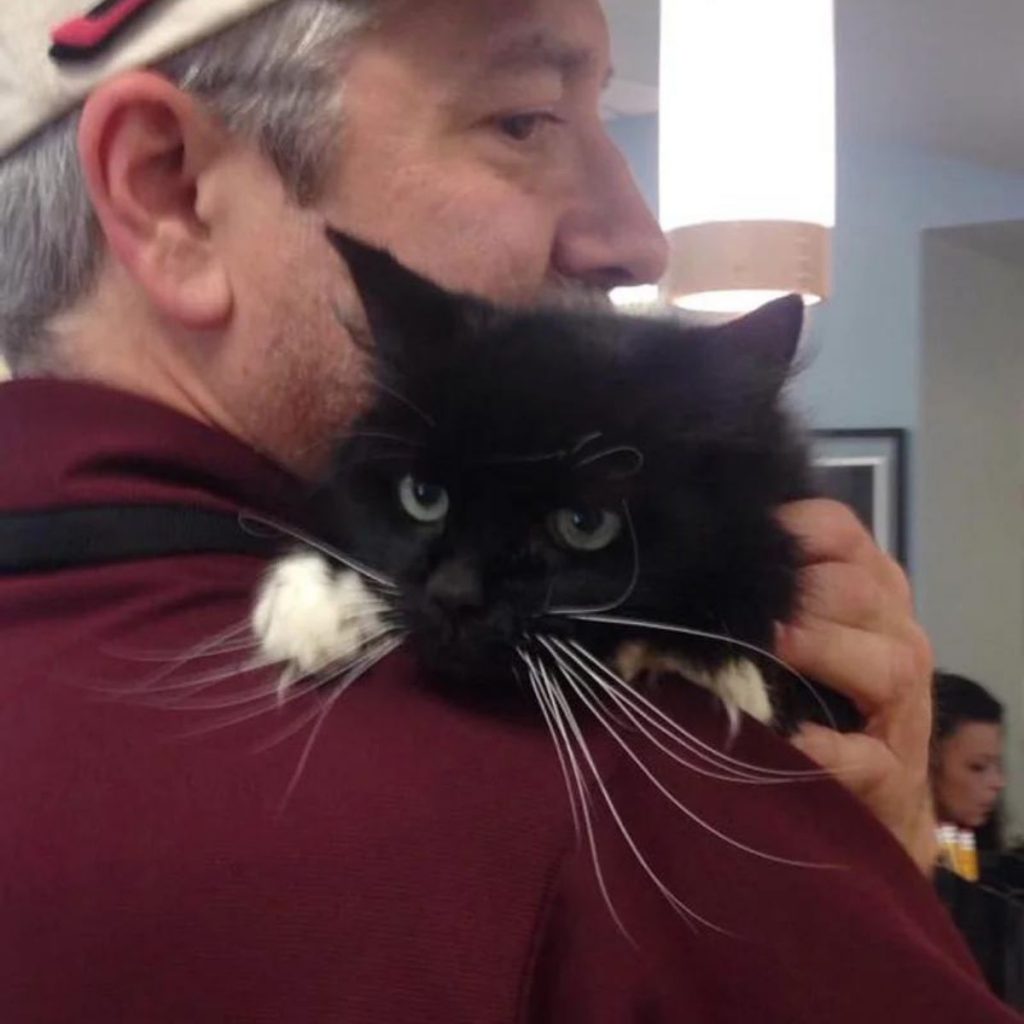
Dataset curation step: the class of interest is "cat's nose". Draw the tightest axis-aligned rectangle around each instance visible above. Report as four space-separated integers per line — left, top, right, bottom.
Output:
426 557 484 613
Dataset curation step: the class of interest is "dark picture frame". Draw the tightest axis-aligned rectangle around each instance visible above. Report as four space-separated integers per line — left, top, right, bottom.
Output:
810 429 907 565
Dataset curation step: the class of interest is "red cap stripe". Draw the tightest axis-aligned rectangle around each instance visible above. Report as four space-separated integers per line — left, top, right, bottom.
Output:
50 0 161 57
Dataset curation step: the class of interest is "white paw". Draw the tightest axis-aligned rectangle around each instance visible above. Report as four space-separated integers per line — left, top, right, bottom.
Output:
252 552 389 680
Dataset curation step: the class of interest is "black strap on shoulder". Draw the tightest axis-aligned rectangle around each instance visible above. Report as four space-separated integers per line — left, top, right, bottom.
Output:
0 504 283 575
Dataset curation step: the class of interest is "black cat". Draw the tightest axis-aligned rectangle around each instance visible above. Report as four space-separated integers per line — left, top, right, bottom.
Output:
252 228 852 737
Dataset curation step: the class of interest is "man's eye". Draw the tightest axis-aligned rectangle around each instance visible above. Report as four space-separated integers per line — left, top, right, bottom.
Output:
495 112 560 142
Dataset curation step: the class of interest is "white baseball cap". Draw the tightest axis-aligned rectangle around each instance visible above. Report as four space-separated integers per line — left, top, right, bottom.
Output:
0 0 286 159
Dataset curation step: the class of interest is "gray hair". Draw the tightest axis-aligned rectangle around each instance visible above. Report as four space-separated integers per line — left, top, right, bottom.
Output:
0 0 376 372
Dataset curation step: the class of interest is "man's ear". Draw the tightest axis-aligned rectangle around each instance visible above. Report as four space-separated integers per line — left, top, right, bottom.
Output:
77 70 232 329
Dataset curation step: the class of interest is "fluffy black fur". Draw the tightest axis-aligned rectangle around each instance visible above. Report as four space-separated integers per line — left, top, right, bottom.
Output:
314 228 844 725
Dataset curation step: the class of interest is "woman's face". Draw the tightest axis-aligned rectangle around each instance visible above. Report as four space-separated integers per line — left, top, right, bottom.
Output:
934 722 1006 828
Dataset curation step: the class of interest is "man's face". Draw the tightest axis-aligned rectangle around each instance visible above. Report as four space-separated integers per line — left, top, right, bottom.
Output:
322 0 667 300
934 722 1006 829
222 0 667 474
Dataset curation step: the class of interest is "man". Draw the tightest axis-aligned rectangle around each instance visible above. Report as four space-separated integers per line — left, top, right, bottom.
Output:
0 1 1007 1020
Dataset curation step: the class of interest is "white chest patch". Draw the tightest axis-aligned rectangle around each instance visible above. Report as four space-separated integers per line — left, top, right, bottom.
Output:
252 552 388 684
613 641 774 733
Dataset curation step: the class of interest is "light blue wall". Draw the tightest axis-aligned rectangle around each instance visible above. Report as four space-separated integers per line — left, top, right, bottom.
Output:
608 115 1024 429
916 235 1024 828
798 141 1024 430
606 114 659 222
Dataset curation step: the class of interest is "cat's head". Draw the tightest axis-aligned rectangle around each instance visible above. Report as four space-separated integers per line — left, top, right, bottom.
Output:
317 228 810 691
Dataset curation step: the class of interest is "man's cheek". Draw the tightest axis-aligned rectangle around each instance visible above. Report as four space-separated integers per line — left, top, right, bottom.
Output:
437 205 553 301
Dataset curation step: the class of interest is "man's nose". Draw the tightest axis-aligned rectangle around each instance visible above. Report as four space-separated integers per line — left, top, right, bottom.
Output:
551 130 669 291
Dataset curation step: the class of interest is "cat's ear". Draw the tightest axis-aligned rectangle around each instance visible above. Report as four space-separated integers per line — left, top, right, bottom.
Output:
707 294 804 395
631 294 804 432
326 227 466 357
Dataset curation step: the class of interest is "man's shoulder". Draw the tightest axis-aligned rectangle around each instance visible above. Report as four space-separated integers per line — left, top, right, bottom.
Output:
1 558 593 1022
0 560 1004 1022
524 696 1009 1022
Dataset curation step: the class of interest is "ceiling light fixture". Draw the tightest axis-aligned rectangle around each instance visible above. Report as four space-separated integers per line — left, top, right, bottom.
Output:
659 0 836 314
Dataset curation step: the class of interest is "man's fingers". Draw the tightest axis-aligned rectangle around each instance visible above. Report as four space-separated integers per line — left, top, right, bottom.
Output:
792 723 938 872
777 618 903 711
776 498 938 872
790 722 890 790
777 499 876 564
777 615 932 751
795 560 894 634
778 499 913 604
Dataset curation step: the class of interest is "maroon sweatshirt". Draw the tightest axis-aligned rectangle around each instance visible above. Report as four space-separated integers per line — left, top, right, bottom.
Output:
1 378 1016 1023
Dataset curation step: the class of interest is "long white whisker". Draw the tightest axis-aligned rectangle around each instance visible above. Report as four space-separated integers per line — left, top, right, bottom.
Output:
571 431 604 456
555 638 810 782
526 650 635 946
563 639 829 781
99 618 255 692
333 633 406 695
99 655 275 703
143 618 402 711
337 429 425 449
175 665 332 740
146 673 306 713
108 603 404 704
522 652 594 815
541 662 727 935
568 613 838 732
239 513 399 591
541 639 783 786
549 638 769 783
146 614 403 725
517 648 582 839
277 690 363 811
574 444 644 475
272 619 405 698
477 448 566 467
248 697 330 756
255 641 403 749
110 658 272 700
583 668 799 786
543 640 831 870
117 636 264 664
277 634 406 811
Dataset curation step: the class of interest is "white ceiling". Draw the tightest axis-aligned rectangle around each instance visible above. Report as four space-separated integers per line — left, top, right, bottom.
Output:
602 0 1024 177
601 0 660 118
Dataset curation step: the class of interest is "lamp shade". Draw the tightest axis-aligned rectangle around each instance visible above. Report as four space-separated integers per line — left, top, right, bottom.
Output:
659 0 835 313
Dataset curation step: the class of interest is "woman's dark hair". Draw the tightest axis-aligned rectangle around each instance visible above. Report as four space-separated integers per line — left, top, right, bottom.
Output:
933 671 1005 852
934 671 1004 742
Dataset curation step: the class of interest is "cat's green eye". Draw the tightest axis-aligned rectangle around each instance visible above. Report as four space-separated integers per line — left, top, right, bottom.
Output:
548 507 622 552
397 474 450 524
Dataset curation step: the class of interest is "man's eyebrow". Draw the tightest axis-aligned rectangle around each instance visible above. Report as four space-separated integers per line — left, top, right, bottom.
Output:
482 31 610 85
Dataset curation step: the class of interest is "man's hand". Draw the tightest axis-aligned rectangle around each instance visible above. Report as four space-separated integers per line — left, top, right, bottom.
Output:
774 500 939 874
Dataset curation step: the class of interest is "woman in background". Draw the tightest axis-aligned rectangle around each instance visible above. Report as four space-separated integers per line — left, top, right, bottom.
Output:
931 672 1022 1008
933 672 1007 852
